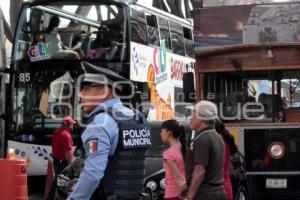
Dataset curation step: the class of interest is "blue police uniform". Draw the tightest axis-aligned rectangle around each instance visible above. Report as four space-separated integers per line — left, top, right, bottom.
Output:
67 98 134 200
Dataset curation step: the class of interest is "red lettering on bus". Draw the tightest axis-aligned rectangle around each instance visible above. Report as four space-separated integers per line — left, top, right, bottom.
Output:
171 58 184 81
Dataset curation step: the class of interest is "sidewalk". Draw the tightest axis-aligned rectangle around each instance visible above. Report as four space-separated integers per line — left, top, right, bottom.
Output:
29 193 43 200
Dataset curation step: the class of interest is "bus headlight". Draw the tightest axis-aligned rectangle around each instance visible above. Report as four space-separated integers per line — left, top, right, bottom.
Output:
20 134 28 142
146 181 157 192
268 142 286 159
160 178 166 190
28 134 35 142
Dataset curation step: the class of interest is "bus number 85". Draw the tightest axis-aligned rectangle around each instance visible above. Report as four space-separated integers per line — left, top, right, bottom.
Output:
19 73 31 83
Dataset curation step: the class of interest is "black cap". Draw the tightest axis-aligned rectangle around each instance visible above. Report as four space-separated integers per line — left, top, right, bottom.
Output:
81 61 129 90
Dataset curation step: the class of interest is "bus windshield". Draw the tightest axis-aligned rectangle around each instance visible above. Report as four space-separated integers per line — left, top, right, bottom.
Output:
10 1 128 141
13 2 128 63
10 61 83 142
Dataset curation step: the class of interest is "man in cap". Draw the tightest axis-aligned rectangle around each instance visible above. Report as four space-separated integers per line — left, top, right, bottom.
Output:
48 116 76 200
184 100 226 200
67 62 151 200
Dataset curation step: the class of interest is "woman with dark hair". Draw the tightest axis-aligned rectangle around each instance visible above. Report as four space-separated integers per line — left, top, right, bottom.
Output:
45 15 60 33
215 118 238 200
161 120 187 200
44 15 79 59
88 24 125 60
88 25 112 59
93 25 111 48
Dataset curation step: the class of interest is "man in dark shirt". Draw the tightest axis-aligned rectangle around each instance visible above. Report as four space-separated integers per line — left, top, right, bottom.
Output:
185 100 226 200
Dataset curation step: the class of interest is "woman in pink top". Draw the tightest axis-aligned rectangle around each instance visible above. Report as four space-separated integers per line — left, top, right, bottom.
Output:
161 120 187 200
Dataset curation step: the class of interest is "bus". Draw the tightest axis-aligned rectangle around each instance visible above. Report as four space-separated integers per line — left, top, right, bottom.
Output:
190 1 300 199
2 0 194 178
192 44 300 199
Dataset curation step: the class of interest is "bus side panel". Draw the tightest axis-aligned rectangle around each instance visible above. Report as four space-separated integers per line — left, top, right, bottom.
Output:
8 140 52 176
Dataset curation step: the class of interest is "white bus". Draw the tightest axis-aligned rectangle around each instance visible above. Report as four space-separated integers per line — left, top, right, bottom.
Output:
3 0 194 177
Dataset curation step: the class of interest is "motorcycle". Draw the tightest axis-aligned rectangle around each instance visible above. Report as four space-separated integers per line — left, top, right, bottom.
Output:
140 169 165 200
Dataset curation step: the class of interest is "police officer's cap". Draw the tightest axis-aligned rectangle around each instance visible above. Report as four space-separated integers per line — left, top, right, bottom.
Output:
81 61 129 90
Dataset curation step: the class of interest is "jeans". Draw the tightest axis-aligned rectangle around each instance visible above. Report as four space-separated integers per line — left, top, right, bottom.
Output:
194 186 227 200
90 190 138 200
47 158 68 200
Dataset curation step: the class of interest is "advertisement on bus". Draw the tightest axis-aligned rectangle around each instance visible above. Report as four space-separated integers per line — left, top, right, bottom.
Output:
130 41 194 121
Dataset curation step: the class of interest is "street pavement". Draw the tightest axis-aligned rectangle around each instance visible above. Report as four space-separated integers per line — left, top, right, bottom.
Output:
29 193 44 200
28 176 46 200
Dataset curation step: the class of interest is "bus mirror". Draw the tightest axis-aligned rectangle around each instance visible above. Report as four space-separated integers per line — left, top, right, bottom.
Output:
183 72 195 103
175 104 191 119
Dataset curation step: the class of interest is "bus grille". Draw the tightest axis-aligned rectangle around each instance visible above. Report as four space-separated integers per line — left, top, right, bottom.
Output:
244 128 300 172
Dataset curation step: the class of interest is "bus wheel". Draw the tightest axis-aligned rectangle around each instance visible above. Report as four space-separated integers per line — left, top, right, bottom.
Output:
235 186 247 200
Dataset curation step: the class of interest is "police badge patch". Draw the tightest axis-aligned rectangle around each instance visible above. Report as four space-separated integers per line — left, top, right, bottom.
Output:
87 139 98 154
122 127 151 149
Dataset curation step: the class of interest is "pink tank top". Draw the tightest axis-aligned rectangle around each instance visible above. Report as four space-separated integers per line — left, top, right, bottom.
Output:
163 145 186 198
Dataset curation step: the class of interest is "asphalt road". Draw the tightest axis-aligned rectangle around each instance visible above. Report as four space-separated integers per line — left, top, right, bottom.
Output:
28 176 46 200
29 194 44 200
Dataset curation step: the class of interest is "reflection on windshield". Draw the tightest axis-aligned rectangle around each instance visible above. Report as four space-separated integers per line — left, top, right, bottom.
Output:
13 3 127 63
13 65 82 135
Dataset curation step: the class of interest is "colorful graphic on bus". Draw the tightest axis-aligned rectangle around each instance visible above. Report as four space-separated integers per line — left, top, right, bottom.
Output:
28 42 52 62
130 42 194 121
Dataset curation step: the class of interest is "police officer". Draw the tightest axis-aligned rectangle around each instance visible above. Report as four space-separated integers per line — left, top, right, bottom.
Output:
67 62 151 200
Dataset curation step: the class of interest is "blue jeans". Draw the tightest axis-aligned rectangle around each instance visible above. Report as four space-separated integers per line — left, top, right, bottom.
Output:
194 186 227 200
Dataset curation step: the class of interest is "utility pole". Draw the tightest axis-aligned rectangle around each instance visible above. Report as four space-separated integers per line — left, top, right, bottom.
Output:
0 0 22 157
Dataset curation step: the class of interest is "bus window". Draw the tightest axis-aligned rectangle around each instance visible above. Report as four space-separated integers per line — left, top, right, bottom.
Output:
170 21 185 56
130 9 148 45
86 5 121 21
201 70 300 122
281 72 300 109
145 13 160 47
12 4 127 62
158 17 171 50
183 27 193 57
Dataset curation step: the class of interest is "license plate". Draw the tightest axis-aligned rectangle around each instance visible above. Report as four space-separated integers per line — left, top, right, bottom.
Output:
266 178 287 189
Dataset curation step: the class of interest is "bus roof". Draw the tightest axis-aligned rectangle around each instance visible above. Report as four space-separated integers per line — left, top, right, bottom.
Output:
28 0 193 28
133 2 193 28
29 0 128 7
